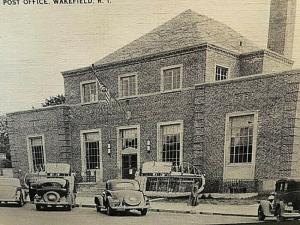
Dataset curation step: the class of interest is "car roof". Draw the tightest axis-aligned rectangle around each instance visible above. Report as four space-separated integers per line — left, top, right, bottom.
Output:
277 178 300 183
35 178 67 186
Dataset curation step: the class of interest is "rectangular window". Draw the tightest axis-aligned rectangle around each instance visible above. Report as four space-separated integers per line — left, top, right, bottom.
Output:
215 66 228 81
160 124 182 166
162 66 182 92
29 136 45 172
81 81 97 103
120 128 138 150
83 132 100 170
229 115 254 163
119 75 137 98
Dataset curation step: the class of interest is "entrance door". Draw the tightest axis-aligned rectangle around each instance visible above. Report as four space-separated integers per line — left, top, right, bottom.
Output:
122 154 137 179
118 127 140 179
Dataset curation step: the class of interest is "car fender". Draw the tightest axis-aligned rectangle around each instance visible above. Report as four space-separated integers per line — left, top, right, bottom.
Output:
94 195 104 207
259 200 272 216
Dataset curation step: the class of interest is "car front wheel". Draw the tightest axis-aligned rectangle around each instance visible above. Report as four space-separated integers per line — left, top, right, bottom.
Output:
141 208 147 216
258 206 265 221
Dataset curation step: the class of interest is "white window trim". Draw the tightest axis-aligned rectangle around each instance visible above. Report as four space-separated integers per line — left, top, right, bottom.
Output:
80 129 103 181
160 64 183 93
223 111 258 169
157 120 184 165
118 73 138 99
215 64 230 82
26 134 46 173
116 125 140 178
80 80 98 104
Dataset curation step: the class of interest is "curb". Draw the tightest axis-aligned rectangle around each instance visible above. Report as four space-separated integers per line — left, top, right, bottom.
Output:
148 208 257 217
76 203 257 218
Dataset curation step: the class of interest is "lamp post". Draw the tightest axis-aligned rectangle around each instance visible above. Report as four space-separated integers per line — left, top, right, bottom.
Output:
107 143 111 156
146 140 151 153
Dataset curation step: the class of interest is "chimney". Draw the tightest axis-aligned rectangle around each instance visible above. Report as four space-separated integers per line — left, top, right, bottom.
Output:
267 0 297 59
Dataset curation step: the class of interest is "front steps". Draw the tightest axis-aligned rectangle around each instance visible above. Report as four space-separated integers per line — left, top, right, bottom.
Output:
76 182 106 197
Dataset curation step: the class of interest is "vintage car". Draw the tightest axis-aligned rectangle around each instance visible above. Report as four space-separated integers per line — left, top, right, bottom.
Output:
31 178 76 211
0 177 26 206
94 179 150 216
258 179 300 222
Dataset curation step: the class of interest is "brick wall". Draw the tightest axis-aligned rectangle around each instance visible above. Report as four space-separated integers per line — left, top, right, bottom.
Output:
63 49 206 105
205 48 240 82
7 105 71 180
194 70 300 187
263 53 293 74
68 89 195 181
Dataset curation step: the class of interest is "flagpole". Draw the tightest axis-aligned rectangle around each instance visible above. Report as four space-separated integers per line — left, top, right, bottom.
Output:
90 64 129 122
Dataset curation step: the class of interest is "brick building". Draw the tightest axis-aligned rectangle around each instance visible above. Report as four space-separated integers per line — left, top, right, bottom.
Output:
8 0 300 192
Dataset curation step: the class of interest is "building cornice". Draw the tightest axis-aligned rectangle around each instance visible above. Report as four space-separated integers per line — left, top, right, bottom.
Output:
61 43 241 78
195 69 300 89
239 49 294 65
7 105 70 116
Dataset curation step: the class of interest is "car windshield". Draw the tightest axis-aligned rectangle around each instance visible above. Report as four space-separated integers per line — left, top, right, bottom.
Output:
108 181 139 191
276 180 300 192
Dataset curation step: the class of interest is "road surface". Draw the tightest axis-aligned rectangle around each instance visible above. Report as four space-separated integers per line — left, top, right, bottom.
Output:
0 203 278 225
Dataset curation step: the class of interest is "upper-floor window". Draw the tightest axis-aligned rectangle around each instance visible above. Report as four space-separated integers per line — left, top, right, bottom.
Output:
81 81 98 103
229 115 254 164
161 65 182 92
215 65 229 81
28 136 46 172
118 74 137 98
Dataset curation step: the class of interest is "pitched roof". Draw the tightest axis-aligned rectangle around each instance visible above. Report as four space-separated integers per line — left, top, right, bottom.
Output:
95 9 260 65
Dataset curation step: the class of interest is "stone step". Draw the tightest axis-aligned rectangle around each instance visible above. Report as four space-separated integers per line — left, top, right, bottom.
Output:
76 182 106 195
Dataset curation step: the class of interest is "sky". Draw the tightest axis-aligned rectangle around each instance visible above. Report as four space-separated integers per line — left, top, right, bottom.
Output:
1 0 300 115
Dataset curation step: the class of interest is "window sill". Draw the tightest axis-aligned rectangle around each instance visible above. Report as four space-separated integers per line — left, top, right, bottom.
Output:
80 101 99 106
225 163 254 167
160 88 182 94
118 95 138 100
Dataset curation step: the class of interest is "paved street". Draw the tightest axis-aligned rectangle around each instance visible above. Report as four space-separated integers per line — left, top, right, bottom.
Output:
0 204 261 225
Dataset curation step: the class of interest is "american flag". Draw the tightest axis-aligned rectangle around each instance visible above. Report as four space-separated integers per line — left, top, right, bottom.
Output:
95 77 111 106
91 64 111 106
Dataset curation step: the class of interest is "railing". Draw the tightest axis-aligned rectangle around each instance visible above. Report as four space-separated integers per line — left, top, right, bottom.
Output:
145 176 197 193
203 178 258 193
222 179 258 193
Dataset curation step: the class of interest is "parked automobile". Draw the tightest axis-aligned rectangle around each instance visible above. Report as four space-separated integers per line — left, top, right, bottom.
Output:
31 177 76 211
0 177 26 206
94 179 150 216
258 179 300 222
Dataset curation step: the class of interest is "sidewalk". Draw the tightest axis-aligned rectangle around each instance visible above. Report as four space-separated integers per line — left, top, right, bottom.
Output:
75 196 258 217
